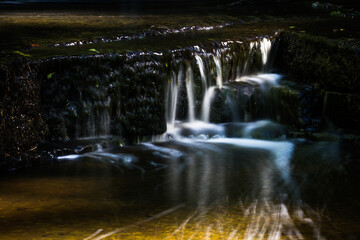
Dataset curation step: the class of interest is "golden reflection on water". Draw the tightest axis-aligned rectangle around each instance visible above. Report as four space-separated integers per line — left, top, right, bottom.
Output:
0 140 359 239
0 174 335 240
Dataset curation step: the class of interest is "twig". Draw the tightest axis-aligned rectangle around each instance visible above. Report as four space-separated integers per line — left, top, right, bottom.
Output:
84 229 103 240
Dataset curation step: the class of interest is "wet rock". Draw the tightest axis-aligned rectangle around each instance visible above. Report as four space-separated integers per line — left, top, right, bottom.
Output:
274 31 360 133
228 81 257 122
267 86 302 128
0 58 47 169
208 80 306 129
39 55 167 143
210 87 237 123
311 2 343 10
275 31 360 94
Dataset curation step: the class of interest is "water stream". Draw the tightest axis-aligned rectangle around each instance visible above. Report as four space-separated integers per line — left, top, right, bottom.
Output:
0 37 359 240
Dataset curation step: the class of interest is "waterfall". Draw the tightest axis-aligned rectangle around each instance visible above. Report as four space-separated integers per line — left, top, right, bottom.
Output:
166 70 182 131
201 86 216 122
196 53 217 123
41 37 278 141
186 65 195 122
195 54 207 93
163 37 275 131
260 37 272 66
235 73 280 87
242 41 257 76
213 55 223 88
48 35 336 240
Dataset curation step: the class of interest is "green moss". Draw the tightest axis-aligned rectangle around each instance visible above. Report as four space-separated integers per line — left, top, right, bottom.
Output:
329 11 342 17
274 31 360 133
275 31 360 94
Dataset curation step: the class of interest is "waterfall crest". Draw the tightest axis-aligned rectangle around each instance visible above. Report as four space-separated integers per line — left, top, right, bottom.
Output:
164 37 276 132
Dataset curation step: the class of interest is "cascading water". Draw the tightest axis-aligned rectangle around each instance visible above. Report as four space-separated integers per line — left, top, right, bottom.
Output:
195 54 207 92
144 38 323 238
164 37 279 132
213 54 223 89
166 69 182 132
235 73 280 88
201 86 216 122
185 65 196 123
23 36 348 240
157 38 295 202
242 41 257 76
160 37 298 205
260 37 272 66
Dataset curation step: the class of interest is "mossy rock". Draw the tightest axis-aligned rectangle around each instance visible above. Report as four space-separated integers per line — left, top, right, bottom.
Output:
275 31 360 94
0 58 47 169
38 55 167 143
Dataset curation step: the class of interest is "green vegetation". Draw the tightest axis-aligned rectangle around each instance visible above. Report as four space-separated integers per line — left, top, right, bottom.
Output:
330 10 342 16
12 50 31 57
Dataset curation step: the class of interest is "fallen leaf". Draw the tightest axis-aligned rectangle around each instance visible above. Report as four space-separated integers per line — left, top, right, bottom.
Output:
89 48 100 53
47 72 56 79
12 51 31 57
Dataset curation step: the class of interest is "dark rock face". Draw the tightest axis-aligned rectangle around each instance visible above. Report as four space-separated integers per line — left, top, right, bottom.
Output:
38 55 167 143
0 58 47 169
267 86 302 129
209 87 237 123
0 55 168 169
275 31 360 133
275 31 360 94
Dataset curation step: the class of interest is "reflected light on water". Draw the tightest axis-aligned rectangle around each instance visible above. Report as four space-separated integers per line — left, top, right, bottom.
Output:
83 200 325 240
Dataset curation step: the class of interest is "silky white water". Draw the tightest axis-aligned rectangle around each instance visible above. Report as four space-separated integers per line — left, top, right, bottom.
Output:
185 65 196 122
